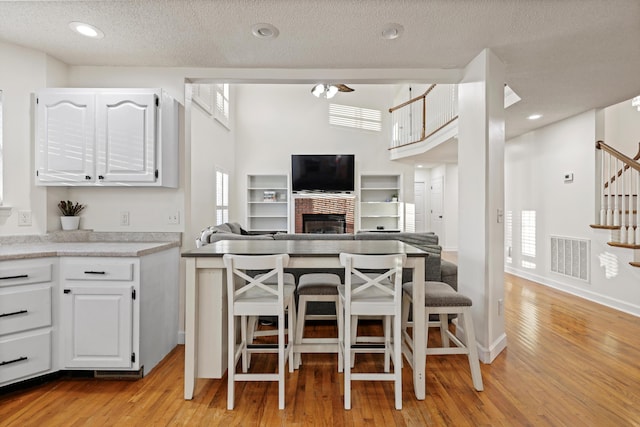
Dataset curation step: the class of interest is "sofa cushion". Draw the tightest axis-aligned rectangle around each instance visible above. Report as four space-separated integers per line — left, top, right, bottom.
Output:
226 222 243 234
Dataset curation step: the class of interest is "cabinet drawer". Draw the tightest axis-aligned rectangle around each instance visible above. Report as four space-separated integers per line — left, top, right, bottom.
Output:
0 330 52 385
0 264 52 288
64 262 134 281
0 286 52 336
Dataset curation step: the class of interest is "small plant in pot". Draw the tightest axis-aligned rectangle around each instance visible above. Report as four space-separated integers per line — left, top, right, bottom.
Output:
58 200 86 230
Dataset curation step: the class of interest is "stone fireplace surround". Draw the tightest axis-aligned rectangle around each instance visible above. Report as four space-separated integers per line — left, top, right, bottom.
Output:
293 194 355 234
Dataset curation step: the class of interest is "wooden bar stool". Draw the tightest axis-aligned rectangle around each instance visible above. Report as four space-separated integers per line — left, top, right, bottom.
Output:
338 253 406 410
293 273 342 369
223 254 296 410
401 281 483 392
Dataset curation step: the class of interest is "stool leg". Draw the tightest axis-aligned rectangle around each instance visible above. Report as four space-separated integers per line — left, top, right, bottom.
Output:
294 296 307 369
344 304 352 410
336 299 344 372
288 297 296 373
241 315 249 373
227 313 235 410
278 310 285 410
461 307 484 391
384 315 391 373
350 315 358 368
394 311 402 410
337 297 344 373
439 314 449 347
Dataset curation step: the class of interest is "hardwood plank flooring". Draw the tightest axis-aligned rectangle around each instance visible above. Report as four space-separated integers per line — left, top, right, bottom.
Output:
2 272 640 426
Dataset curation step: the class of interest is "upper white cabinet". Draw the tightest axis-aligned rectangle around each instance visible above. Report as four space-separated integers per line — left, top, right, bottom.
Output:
35 88 178 187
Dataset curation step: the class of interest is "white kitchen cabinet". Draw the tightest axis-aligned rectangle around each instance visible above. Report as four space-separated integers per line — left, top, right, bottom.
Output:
359 174 403 232
59 248 179 374
35 88 178 187
0 258 56 387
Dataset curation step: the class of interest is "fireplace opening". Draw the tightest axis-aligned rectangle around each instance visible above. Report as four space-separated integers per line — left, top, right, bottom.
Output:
302 214 346 234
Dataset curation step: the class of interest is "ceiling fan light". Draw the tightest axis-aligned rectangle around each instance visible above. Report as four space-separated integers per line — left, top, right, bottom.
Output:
311 84 325 98
326 85 339 99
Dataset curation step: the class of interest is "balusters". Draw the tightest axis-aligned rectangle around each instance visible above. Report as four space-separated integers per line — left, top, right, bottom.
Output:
636 169 640 245
607 153 613 226
621 165 627 244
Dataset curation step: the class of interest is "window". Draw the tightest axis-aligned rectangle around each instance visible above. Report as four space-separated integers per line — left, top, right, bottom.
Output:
214 83 230 129
329 103 381 131
216 169 229 224
505 210 512 264
521 210 536 269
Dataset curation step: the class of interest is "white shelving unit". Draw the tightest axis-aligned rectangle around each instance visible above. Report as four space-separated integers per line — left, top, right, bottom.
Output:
247 174 289 233
359 174 402 232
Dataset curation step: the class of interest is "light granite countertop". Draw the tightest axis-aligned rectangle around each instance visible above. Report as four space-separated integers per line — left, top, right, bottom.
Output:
0 241 181 261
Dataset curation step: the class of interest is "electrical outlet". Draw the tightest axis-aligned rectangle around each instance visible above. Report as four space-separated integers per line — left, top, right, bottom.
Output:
167 211 180 224
120 211 130 226
498 299 504 316
18 210 32 226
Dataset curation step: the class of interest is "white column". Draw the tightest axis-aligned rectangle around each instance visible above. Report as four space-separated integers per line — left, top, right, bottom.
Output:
457 49 506 363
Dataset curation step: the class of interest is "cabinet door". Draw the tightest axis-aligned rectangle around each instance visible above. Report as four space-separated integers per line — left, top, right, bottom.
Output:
96 92 157 183
35 92 95 184
61 284 133 369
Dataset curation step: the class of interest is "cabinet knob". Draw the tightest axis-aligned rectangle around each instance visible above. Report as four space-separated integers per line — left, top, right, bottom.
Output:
85 175 91 180
98 175 104 180
63 289 71 294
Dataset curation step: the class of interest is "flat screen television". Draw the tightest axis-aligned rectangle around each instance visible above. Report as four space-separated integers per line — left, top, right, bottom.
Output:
291 154 355 192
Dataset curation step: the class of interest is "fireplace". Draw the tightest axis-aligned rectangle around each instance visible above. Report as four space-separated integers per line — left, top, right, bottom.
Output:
303 214 346 234
294 196 355 233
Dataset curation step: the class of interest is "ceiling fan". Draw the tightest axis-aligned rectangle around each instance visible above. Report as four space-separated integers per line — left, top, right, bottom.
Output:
311 83 354 99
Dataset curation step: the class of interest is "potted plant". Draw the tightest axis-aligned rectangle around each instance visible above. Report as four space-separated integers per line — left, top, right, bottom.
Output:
391 193 398 202
58 200 86 230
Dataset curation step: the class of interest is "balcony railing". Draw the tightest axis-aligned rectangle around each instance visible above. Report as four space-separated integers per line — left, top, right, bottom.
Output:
389 84 458 149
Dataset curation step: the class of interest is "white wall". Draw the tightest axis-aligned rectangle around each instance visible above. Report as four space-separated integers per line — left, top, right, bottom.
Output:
0 41 67 234
233 84 415 229
505 109 640 315
604 97 640 156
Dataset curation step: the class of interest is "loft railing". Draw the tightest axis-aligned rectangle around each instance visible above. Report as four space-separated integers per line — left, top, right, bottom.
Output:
388 84 458 149
595 140 640 245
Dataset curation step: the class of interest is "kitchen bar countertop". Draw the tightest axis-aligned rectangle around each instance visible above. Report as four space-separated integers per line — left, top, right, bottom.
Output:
0 241 181 261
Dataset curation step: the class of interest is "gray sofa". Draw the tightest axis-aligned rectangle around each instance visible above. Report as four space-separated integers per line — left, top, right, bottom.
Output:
196 222 457 291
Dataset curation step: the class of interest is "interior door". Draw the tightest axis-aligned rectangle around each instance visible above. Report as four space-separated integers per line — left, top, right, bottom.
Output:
414 181 426 232
430 176 444 239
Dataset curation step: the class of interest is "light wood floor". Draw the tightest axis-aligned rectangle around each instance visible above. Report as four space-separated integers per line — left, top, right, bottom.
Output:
2 272 640 426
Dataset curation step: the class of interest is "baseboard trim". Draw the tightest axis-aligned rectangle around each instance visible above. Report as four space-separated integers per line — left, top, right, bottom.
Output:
178 330 185 345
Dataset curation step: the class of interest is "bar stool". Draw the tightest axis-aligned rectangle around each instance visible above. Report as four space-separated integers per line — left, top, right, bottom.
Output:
223 254 296 410
293 273 342 369
401 281 483 392
338 253 406 410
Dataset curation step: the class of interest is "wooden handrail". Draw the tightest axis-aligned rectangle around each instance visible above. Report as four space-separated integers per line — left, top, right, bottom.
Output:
596 140 640 173
388 84 436 113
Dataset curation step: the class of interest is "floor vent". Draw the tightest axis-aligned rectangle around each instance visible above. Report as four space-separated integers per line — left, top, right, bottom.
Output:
550 236 590 282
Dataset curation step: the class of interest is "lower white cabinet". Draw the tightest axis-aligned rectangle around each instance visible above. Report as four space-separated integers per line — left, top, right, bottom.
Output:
0 258 56 387
61 284 134 369
59 248 178 374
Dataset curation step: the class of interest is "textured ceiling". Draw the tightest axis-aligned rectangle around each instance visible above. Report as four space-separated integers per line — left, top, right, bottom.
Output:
1 0 639 141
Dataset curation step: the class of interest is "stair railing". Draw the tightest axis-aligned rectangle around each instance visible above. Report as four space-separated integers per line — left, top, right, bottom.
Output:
388 84 458 149
595 140 640 245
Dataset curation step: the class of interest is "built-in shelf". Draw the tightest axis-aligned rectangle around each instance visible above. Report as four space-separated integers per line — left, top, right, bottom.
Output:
359 174 402 232
247 174 289 232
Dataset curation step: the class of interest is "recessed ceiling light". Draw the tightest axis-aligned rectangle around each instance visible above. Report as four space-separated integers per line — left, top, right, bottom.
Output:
251 23 279 39
381 23 404 40
69 21 104 39
528 114 542 120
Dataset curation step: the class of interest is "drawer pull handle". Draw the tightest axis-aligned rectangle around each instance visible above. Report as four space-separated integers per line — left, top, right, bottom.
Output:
0 309 28 318
1 356 28 367
0 274 28 280
84 271 106 275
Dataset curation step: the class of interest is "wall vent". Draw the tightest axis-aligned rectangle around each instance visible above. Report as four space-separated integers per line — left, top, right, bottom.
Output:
550 236 590 282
